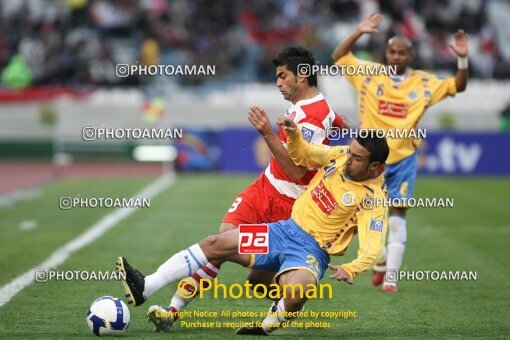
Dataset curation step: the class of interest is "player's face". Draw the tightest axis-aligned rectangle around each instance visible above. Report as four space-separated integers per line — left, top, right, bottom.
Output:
385 40 413 75
345 140 382 181
275 65 300 103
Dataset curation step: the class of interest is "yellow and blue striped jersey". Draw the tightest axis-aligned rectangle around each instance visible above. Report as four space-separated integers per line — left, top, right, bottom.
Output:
287 128 388 280
335 52 457 164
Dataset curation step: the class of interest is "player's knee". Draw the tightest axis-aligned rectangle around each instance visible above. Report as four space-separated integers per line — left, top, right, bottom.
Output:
200 231 238 259
219 222 237 234
390 207 407 218
388 215 407 244
199 235 221 252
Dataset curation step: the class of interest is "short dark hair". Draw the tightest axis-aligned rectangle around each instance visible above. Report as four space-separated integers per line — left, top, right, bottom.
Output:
273 46 318 87
356 136 389 164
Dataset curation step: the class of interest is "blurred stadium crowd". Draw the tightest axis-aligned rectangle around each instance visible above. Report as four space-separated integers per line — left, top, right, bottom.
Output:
1 0 510 88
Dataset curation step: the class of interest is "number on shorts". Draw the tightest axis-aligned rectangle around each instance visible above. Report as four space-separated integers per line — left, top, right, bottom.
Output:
228 197 242 213
306 255 320 272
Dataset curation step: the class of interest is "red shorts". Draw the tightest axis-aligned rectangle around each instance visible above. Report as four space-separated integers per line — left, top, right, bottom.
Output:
222 173 295 225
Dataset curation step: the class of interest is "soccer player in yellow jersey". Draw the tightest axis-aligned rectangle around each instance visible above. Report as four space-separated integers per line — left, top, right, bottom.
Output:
117 117 389 336
331 13 468 292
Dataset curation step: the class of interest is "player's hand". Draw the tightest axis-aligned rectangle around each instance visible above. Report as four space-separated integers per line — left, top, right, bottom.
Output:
277 116 297 135
248 106 274 137
357 13 383 34
449 29 468 58
328 264 353 285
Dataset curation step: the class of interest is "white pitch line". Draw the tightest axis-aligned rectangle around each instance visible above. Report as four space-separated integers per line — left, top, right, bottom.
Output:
0 173 175 308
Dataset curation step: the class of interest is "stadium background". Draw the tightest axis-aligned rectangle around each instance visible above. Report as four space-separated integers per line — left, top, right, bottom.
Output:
0 0 508 338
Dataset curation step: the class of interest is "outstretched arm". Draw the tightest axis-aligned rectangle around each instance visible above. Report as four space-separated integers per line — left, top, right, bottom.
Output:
331 13 383 61
449 29 469 92
340 206 388 281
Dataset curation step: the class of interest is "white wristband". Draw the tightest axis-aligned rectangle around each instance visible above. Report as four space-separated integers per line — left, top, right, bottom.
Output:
458 57 468 70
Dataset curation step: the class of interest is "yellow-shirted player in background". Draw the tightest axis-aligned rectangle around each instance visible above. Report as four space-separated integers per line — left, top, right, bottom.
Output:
332 13 468 292
117 117 389 336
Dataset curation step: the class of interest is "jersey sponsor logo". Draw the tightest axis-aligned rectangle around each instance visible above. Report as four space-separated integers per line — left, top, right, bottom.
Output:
342 191 355 206
370 219 384 232
376 84 384 96
361 196 374 210
301 126 315 143
311 180 338 216
408 89 418 101
378 100 408 118
238 224 269 254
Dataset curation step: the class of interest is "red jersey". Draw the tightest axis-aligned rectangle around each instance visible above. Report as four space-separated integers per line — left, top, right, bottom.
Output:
223 92 343 226
264 92 339 199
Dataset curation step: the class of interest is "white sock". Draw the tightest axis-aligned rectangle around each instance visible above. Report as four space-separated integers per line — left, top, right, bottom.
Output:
170 293 187 312
261 299 292 334
144 244 208 298
385 216 406 284
170 261 221 311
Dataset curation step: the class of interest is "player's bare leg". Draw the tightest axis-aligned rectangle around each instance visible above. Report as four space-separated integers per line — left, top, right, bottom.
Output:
380 206 407 292
236 269 316 335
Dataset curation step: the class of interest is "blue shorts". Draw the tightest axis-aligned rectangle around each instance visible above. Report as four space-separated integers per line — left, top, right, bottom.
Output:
252 218 330 282
385 152 418 203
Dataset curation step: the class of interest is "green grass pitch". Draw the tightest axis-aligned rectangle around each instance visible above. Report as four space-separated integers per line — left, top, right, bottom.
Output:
0 174 509 338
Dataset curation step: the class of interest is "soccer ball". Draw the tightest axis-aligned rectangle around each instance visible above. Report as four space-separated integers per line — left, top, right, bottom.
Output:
86 296 130 336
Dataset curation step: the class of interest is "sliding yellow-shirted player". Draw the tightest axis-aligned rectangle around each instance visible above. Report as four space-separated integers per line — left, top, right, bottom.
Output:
332 13 468 292
117 116 390 336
